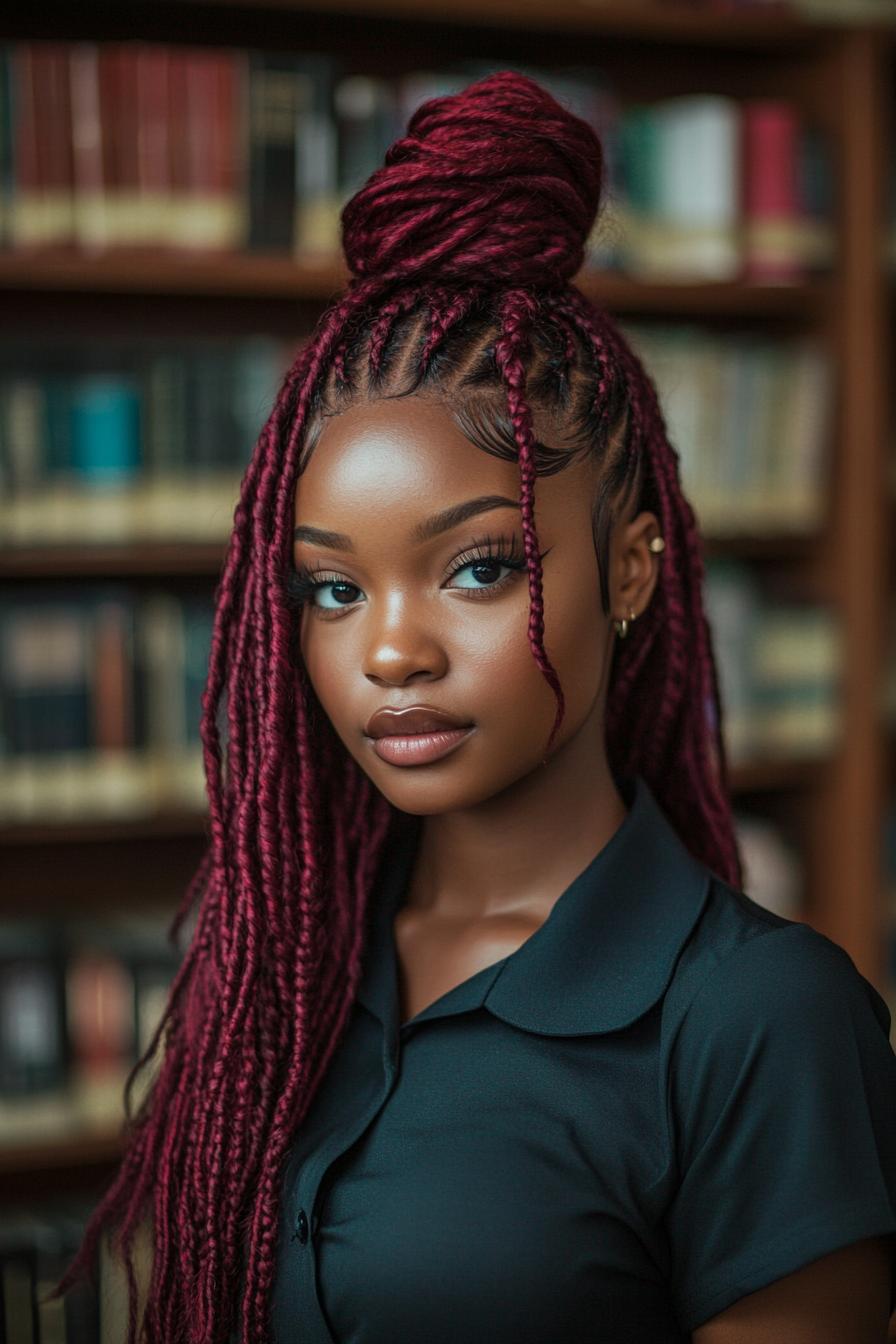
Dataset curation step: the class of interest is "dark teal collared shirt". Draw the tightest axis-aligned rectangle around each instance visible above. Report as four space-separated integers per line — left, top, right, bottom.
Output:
270 774 896 1342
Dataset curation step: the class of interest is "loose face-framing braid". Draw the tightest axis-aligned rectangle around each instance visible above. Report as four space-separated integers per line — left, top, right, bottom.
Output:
48 70 741 1344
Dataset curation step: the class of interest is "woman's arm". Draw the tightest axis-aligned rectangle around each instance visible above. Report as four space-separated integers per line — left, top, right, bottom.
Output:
693 1235 893 1344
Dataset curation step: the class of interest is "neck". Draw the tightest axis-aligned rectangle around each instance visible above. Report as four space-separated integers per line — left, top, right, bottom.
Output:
405 708 629 923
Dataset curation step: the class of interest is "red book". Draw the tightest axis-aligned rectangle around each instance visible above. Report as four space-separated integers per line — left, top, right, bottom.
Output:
135 44 171 246
741 100 803 283
68 43 108 251
66 949 134 1082
210 50 245 247
31 44 75 246
175 48 242 250
108 45 142 245
92 599 134 751
166 45 192 247
97 44 138 248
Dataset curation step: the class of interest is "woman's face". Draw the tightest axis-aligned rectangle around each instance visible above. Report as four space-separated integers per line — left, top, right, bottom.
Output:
292 394 652 816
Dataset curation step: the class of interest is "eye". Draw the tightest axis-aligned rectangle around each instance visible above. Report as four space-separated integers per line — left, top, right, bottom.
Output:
443 533 531 598
285 567 364 613
447 555 518 592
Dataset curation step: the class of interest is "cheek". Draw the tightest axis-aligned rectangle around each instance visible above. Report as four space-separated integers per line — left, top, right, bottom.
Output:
298 614 347 722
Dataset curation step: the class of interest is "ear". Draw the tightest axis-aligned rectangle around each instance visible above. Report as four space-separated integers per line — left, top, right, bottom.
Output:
611 511 663 625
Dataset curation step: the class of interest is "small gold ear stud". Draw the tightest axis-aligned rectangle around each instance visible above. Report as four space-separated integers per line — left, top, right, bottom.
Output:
648 536 665 554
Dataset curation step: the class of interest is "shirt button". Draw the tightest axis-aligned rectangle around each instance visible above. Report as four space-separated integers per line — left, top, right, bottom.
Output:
293 1209 309 1245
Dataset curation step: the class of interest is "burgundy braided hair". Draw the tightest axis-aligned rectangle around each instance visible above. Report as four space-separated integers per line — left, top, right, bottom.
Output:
49 69 742 1343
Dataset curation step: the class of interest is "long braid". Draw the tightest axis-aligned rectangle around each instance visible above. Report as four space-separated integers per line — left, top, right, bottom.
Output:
493 288 567 755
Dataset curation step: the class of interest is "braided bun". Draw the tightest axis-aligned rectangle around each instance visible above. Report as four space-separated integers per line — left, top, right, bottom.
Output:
341 69 604 291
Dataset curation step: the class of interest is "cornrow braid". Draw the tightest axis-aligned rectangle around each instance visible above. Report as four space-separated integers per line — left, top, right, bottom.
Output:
48 69 742 1344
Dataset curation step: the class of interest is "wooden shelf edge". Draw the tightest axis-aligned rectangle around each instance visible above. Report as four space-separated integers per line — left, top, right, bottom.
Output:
0 810 211 846
0 540 229 579
0 1126 124 1177
154 0 857 46
728 756 832 794
0 247 831 319
0 757 834 847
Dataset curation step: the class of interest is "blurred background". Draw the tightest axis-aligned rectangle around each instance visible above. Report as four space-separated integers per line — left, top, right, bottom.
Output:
0 0 895 1337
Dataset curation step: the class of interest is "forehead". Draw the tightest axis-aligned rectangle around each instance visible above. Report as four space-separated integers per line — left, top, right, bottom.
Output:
293 395 597 529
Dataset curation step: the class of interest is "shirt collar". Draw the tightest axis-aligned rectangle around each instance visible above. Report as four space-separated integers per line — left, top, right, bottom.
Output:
355 774 712 1039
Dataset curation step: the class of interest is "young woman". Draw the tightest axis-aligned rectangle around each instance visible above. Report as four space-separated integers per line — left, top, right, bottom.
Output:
54 70 896 1344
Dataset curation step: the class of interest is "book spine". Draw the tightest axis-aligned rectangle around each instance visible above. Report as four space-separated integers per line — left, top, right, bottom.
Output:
135 44 171 247
166 45 192 247
247 53 300 251
742 99 803 283
178 49 241 250
29 43 75 246
293 54 340 256
657 95 741 281
10 42 40 248
0 48 12 247
68 42 108 251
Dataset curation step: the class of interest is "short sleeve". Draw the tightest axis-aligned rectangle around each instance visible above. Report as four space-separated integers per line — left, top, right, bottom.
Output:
665 923 896 1334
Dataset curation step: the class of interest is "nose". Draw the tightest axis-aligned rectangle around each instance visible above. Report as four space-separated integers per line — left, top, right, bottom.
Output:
362 599 448 687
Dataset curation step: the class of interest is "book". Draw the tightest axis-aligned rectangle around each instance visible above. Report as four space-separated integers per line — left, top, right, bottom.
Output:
247 52 303 251
703 558 842 765
0 911 181 1140
742 99 803 283
619 95 741 281
0 585 215 820
0 334 290 545
622 323 831 535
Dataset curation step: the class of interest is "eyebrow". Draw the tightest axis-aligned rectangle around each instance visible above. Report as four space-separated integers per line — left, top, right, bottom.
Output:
293 494 521 551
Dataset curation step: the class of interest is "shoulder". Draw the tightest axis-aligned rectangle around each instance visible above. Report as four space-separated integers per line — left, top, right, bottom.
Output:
659 878 896 1334
665 873 893 1049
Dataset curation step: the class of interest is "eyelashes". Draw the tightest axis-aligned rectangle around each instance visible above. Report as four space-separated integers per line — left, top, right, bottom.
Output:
445 532 528 584
285 531 538 613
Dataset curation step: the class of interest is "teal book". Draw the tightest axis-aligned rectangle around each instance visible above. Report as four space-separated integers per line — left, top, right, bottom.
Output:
70 374 141 482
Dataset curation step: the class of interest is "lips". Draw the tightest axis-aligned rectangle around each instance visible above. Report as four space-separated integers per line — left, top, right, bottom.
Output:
364 704 473 739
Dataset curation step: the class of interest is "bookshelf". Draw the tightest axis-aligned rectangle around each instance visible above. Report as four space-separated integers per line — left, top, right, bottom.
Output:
0 4 893 1218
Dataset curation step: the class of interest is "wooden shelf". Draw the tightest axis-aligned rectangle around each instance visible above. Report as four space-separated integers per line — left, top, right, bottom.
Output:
727 756 832 795
0 809 211 847
0 756 833 852
0 532 820 581
0 540 229 579
0 1126 124 1178
0 247 831 321
5 0 856 48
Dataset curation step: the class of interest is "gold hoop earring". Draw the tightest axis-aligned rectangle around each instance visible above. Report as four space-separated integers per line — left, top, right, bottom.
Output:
614 608 636 639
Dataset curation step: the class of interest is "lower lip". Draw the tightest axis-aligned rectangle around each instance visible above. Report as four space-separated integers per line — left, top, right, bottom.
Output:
369 726 475 766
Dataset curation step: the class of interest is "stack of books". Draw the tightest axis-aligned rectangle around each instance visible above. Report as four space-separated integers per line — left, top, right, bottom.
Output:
704 557 843 766
0 909 182 1143
622 324 831 535
0 334 290 545
0 586 217 820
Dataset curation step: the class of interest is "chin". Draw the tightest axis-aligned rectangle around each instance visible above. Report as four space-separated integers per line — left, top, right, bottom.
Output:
367 761 536 817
